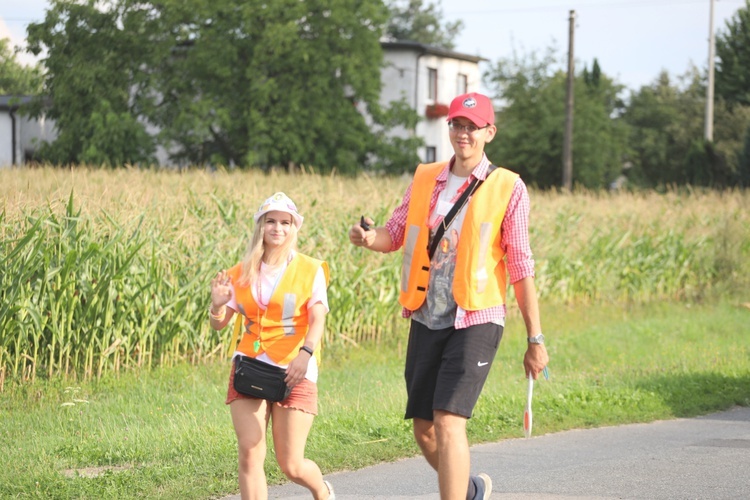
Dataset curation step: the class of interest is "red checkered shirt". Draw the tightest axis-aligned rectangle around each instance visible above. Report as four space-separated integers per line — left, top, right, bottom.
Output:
384 155 535 329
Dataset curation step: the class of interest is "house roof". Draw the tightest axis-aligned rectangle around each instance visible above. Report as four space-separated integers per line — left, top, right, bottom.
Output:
381 40 487 64
0 95 35 111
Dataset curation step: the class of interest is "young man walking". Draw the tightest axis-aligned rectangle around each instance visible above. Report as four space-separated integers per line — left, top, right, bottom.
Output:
349 92 549 499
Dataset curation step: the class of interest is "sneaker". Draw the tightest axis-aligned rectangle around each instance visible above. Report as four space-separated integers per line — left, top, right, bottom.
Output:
324 480 336 500
473 473 492 500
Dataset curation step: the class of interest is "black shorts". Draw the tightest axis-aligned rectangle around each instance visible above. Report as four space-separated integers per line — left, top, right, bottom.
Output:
404 319 503 420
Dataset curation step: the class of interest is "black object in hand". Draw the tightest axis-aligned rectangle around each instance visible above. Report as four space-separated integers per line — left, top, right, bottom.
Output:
360 215 371 231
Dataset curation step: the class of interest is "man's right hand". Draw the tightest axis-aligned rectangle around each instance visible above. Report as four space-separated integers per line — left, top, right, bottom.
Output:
349 216 375 248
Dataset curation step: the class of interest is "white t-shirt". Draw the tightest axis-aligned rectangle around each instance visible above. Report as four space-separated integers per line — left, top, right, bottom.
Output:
412 172 468 330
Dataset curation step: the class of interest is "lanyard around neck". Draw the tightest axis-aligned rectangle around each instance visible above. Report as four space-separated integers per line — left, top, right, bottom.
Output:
427 174 471 231
256 263 286 309
427 165 497 260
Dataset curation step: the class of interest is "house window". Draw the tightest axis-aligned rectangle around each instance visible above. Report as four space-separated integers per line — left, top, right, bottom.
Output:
425 146 437 163
427 68 438 101
457 74 468 95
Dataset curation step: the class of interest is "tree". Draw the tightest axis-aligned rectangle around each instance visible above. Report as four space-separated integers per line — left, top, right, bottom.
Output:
739 126 750 187
715 0 750 106
27 0 416 171
484 48 627 189
26 0 156 166
367 98 423 174
714 0 750 187
147 0 396 172
583 58 601 88
711 98 750 186
623 68 750 188
0 38 43 95
621 72 681 187
384 0 463 49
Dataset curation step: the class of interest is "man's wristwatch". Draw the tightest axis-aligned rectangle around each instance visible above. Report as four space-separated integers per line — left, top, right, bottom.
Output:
527 333 545 345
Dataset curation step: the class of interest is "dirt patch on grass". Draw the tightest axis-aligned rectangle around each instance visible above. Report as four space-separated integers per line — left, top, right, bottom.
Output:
62 464 131 478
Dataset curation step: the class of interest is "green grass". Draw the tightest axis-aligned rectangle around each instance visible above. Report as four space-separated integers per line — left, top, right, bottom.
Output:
1 298 748 499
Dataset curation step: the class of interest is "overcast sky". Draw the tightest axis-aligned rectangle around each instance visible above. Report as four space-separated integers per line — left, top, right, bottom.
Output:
1 0 747 92
442 0 745 91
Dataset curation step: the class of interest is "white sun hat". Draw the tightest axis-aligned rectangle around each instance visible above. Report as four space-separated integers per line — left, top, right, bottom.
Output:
253 192 304 229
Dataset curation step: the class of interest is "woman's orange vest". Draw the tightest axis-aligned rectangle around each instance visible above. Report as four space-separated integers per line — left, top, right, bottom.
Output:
398 162 519 311
227 253 329 365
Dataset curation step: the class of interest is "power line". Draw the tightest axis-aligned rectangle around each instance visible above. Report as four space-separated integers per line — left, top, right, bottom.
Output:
446 0 745 16
3 0 746 22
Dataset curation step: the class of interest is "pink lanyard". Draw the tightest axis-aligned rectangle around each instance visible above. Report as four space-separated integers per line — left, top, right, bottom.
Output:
253 264 286 353
256 265 285 310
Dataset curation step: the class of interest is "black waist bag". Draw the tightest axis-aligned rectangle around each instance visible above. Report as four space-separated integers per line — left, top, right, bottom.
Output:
233 355 291 402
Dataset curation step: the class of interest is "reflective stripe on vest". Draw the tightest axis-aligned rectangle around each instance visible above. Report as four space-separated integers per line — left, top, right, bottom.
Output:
398 163 519 311
400 162 445 303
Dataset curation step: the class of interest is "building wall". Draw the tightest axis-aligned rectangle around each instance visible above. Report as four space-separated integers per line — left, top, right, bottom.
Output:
381 47 482 165
0 109 57 167
19 113 56 162
381 50 419 107
416 54 481 163
0 112 12 167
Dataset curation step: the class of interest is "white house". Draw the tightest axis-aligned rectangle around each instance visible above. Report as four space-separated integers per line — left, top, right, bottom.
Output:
0 42 484 167
380 41 485 164
0 95 56 168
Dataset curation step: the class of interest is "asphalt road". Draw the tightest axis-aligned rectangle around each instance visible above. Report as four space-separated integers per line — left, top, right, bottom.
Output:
224 406 750 500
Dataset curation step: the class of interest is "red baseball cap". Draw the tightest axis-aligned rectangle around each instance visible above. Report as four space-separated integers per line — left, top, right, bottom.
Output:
447 92 495 127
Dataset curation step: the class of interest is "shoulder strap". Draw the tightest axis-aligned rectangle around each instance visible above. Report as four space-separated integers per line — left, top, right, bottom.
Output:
228 314 243 358
427 164 498 260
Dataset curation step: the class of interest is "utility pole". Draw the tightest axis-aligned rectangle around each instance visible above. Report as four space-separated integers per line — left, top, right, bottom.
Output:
562 10 576 191
705 0 716 141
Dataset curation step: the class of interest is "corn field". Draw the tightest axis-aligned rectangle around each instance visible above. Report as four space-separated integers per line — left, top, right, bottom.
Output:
2 167 749 389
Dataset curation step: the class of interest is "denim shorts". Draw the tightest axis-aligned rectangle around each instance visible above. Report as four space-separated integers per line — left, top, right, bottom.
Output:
404 320 503 420
225 360 318 415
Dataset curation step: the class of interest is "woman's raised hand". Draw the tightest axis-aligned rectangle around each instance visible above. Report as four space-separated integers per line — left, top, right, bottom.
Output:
210 270 232 309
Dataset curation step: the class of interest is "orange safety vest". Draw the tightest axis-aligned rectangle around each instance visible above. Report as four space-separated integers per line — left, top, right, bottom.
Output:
398 162 519 311
226 253 329 365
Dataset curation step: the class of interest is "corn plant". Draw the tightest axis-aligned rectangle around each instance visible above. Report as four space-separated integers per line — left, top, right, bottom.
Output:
1 167 748 388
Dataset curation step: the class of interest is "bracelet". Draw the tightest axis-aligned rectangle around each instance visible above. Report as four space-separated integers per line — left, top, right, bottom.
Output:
209 305 226 321
299 345 314 356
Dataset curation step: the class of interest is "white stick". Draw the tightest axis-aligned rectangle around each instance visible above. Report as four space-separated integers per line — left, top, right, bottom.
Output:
524 373 534 438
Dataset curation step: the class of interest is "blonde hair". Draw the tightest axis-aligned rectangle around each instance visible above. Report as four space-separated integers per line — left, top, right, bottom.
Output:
238 212 299 287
